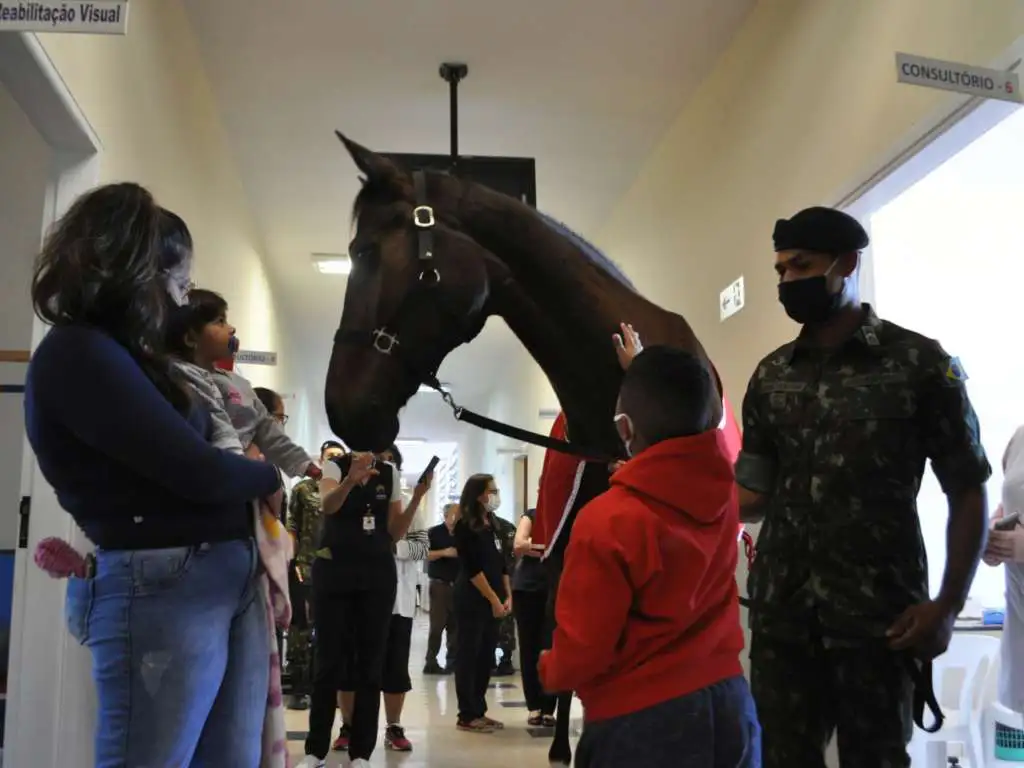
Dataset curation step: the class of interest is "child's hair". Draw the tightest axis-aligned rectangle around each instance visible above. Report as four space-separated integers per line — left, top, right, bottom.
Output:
165 288 228 361
254 387 280 414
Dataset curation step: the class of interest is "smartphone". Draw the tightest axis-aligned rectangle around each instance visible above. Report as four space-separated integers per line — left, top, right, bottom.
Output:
419 455 440 485
995 510 1021 531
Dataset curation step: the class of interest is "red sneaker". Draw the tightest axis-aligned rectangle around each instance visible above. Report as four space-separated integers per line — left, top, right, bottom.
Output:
384 724 413 751
331 724 350 751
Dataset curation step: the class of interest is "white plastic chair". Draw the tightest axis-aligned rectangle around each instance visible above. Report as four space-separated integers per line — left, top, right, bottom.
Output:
983 701 1024 767
908 633 1001 768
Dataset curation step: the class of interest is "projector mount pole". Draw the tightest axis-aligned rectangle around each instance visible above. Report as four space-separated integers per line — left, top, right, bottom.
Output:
439 62 468 167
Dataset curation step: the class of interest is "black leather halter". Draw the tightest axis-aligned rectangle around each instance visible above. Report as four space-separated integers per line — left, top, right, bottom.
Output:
332 170 620 464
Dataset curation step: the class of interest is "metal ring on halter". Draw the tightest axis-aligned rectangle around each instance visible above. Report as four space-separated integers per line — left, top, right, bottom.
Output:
412 205 435 228
419 268 441 284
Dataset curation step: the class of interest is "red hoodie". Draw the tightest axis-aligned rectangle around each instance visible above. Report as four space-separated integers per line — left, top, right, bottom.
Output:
537 429 744 722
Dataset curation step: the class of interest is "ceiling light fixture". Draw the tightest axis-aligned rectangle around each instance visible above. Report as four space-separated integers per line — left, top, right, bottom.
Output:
312 253 352 275
417 383 451 394
395 437 428 445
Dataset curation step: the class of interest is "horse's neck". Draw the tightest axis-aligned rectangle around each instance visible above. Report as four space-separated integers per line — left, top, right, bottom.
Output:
458 191 658 448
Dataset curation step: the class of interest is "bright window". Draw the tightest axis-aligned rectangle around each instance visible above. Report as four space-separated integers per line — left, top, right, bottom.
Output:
864 103 1024 609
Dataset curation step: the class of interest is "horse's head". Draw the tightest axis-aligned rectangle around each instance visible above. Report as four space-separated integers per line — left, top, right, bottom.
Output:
326 133 498 450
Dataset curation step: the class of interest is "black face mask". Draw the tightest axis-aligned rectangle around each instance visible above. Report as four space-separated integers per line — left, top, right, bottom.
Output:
777 275 841 325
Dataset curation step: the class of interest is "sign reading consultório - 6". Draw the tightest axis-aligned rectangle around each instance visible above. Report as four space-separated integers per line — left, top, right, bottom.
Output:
0 1 128 35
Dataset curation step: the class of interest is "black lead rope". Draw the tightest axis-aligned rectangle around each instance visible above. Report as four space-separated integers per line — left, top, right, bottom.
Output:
906 656 945 733
421 375 622 465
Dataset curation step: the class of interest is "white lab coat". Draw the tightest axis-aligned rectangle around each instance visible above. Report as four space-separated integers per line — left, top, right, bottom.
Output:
999 427 1024 712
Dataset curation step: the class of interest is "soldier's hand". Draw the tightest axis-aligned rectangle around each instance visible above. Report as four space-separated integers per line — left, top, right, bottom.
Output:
886 599 956 659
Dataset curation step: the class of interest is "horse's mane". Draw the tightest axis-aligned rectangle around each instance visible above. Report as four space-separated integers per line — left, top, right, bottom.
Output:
350 172 635 291
535 212 635 290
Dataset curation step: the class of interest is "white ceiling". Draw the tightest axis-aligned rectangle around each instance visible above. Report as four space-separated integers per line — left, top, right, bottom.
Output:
182 0 754 442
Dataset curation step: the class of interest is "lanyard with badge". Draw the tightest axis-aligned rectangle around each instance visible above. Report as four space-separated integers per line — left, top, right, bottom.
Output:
363 502 376 534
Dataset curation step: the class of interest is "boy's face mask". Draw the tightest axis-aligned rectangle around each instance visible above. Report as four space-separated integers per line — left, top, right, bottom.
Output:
614 412 635 457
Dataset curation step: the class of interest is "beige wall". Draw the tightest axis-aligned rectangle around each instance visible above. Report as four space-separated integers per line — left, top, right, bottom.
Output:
596 0 1024 403
33 0 298 399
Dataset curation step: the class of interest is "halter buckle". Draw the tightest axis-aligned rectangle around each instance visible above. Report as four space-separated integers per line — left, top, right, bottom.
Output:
371 328 399 355
412 205 435 228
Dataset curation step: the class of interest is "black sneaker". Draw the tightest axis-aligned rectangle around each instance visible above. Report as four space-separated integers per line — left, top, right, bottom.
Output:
286 694 309 710
423 662 447 675
493 662 516 677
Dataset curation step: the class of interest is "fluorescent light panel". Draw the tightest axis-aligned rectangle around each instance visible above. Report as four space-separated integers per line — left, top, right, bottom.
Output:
312 253 351 275
395 437 427 445
417 383 450 394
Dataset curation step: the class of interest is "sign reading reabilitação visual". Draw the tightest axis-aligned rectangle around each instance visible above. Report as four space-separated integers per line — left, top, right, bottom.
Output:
896 52 1021 104
0 1 128 35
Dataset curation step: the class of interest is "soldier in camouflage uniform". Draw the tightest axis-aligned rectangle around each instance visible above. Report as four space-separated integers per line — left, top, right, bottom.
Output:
736 206 991 768
285 440 346 710
492 513 519 675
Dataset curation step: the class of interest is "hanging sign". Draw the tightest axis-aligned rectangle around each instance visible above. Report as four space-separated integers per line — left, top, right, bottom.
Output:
896 52 1021 104
0 1 129 35
235 350 278 367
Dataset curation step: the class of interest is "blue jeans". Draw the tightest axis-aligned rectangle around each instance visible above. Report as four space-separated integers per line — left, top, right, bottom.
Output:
65 538 269 768
575 675 762 768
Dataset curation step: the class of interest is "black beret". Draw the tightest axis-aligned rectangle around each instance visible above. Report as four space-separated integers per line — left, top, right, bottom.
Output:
773 206 869 254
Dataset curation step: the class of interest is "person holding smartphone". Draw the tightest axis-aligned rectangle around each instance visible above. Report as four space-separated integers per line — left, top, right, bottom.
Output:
452 474 511 733
298 450 426 768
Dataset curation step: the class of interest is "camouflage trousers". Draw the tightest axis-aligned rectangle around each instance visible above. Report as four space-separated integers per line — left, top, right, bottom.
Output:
496 613 516 664
750 632 913 768
285 625 314 695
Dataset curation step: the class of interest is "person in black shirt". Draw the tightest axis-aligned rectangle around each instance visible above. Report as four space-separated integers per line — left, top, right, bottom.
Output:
301 452 429 768
424 503 461 674
512 508 556 725
453 474 511 733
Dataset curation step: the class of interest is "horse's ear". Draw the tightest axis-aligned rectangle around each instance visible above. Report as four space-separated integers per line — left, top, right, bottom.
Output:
335 131 401 184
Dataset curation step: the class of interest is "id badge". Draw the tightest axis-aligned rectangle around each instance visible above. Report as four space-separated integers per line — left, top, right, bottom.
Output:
363 513 376 533
494 536 501 551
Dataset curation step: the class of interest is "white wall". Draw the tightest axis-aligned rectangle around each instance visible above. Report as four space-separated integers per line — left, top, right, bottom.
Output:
0 79 50 549
457 344 557 524
35 0 306 405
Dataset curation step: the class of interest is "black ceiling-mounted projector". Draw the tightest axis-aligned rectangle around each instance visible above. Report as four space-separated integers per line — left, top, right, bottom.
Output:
382 63 537 207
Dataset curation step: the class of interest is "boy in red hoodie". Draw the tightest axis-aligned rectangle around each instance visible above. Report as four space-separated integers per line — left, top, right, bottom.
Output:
538 346 760 768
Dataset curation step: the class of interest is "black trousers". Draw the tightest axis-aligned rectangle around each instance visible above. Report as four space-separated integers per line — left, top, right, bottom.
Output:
513 589 555 714
382 614 414 695
305 558 396 761
454 607 499 722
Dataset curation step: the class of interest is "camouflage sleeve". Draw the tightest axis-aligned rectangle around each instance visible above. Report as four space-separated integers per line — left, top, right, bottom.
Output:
734 367 777 494
288 482 308 534
917 344 992 495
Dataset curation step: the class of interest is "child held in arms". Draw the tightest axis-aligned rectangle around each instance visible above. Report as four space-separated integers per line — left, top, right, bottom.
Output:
539 346 759 768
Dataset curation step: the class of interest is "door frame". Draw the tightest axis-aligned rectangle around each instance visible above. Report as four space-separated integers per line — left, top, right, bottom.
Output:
0 30 101 768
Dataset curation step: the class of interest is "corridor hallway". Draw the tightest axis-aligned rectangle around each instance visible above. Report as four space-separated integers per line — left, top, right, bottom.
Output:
285 614 584 767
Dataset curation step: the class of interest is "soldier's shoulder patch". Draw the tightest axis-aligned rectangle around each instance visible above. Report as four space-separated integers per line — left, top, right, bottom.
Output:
944 356 968 383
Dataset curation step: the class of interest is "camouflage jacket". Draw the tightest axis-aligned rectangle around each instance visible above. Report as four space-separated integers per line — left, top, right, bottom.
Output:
288 478 325 577
735 306 991 644
493 514 518 575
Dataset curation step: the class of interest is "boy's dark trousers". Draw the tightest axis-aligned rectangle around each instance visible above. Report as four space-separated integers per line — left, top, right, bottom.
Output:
575 676 761 768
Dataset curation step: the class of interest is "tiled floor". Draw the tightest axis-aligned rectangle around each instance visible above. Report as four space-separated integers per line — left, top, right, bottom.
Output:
286 614 583 767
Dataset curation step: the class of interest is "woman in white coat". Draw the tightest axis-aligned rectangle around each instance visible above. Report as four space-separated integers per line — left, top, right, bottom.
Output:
983 427 1024 713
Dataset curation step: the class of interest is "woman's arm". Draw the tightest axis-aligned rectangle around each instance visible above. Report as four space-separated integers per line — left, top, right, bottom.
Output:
31 327 278 503
395 529 430 561
455 523 502 608
513 514 534 557
319 458 367 515
388 465 430 540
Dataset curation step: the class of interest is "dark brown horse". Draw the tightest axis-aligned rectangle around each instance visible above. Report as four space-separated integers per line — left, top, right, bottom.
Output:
326 132 725 764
